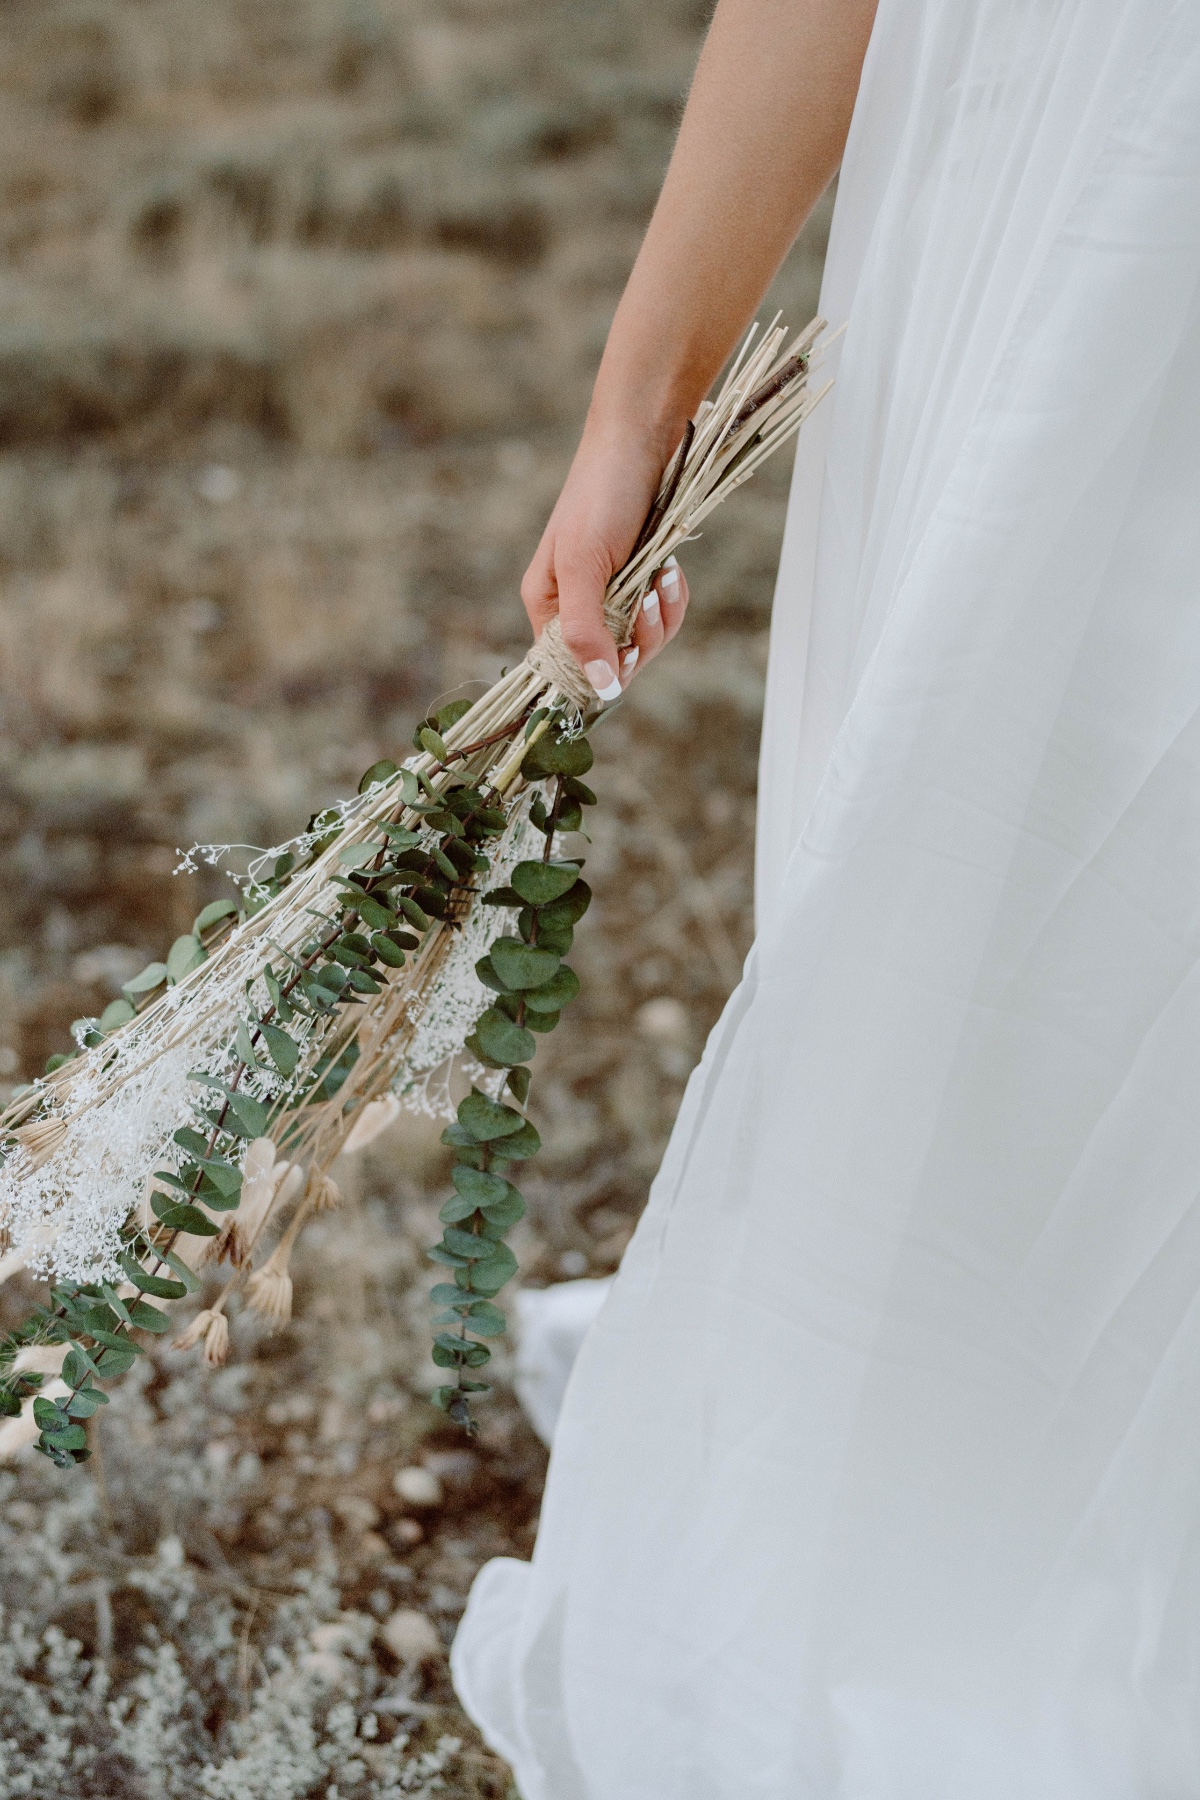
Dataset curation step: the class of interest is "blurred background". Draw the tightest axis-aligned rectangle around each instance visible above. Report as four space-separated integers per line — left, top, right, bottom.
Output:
0 1 829 1792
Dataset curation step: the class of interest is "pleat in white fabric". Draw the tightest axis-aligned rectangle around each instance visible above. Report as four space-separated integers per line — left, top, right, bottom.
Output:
452 2 1200 1793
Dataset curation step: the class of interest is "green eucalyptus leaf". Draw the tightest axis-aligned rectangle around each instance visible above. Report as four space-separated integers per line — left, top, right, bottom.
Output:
466 1242 519 1291
194 897 240 936
358 759 398 794
151 1197 220 1237
479 1188 525 1231
196 1157 242 1199
488 937 561 991
356 895 395 931
371 933 406 968
509 860 581 906
482 886 522 908
492 1119 541 1159
451 1166 509 1206
521 732 594 780
418 727 449 761
506 1065 531 1104
563 775 597 806
433 698 473 733
474 953 513 995
235 1021 259 1070
457 1090 526 1142
99 997 136 1033
440 1194 482 1224
428 1245 471 1269
465 1301 507 1337
162 1249 201 1292
523 966 580 1012
259 1022 300 1077
122 962 167 1001
531 880 593 929
473 1008 536 1067
166 934 206 983
118 1252 187 1299
525 1008 560 1033
442 1227 491 1260
228 1090 269 1138
128 1301 171 1334
431 1283 470 1307
42 1422 88 1452
395 894 431 931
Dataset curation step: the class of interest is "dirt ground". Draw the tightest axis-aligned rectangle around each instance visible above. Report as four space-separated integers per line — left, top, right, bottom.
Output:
0 1 829 1792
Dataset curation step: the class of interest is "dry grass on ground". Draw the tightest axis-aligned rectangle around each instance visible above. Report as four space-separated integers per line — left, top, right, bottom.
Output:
0 1 829 1792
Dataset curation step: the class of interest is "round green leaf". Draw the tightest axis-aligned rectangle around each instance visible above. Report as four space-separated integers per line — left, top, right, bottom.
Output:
371 933 407 967
521 733 594 779
474 1008 536 1067
442 1227 491 1260
122 962 167 1000
457 1090 526 1141
358 759 398 794
534 879 593 928
491 1119 541 1160
450 1166 508 1206
166 934 206 983
489 937 561 991
523 966 580 1012
509 861 581 906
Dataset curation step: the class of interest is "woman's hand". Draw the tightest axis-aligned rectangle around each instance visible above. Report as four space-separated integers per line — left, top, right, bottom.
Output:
520 423 691 703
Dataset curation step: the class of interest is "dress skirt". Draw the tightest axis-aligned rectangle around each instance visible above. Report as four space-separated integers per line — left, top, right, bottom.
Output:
452 2 1200 1793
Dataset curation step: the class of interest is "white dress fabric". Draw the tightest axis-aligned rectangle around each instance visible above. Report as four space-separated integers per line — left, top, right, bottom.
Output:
452 2 1200 1793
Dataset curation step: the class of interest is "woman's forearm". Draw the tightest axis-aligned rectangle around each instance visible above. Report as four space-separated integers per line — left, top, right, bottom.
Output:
521 0 876 695
590 0 877 449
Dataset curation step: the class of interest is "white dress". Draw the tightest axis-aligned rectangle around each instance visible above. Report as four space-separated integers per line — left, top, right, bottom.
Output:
452 2 1200 1793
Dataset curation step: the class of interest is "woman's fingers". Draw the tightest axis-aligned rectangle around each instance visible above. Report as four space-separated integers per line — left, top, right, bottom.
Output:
658 556 689 643
625 556 689 683
555 543 622 702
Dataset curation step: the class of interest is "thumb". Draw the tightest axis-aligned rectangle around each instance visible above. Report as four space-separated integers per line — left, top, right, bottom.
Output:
555 547 622 703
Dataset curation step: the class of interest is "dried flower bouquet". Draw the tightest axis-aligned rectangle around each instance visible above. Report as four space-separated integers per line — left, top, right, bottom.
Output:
0 315 831 1460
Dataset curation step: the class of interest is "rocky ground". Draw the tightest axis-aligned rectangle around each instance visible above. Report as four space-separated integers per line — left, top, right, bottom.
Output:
0 1 829 1793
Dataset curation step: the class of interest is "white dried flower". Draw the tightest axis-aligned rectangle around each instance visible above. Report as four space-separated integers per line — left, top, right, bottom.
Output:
245 1262 293 1325
341 1095 401 1155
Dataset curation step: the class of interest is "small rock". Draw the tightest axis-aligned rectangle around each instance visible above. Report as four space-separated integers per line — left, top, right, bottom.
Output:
392 1465 443 1508
196 463 241 504
635 995 690 1047
379 1608 443 1665
334 1494 381 1532
391 1518 424 1548
421 1449 479 1487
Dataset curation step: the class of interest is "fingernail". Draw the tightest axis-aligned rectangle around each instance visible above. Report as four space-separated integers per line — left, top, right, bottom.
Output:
642 588 660 618
621 646 639 670
585 659 622 703
661 563 681 594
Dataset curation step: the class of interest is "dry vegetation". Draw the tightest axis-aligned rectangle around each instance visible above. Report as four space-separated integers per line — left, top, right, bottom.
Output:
0 0 829 1791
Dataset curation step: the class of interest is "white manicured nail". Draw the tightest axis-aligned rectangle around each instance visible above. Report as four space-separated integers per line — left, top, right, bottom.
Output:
661 562 681 594
585 658 622 702
621 646 639 670
642 587 660 619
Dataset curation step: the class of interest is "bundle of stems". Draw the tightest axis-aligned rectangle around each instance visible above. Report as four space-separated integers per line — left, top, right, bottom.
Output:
0 314 831 1458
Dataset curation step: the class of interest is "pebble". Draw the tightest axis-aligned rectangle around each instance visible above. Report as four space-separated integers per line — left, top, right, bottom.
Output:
379 1608 443 1665
392 1465 443 1508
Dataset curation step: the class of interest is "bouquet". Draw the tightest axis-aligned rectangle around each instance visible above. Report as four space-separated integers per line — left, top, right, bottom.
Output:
0 315 831 1461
